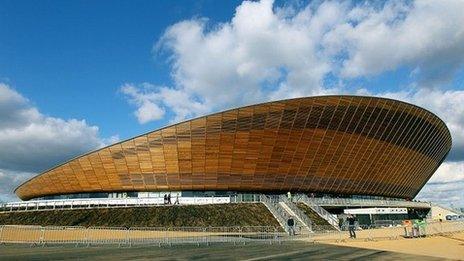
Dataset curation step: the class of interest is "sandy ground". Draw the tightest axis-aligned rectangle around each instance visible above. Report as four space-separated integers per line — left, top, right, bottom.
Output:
325 232 464 260
311 227 404 242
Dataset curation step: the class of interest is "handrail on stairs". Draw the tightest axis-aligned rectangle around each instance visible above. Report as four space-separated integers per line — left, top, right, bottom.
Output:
296 194 340 230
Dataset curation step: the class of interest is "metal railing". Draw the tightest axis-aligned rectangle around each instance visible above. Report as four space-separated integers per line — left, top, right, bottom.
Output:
278 195 312 232
1 195 433 213
1 221 462 246
310 220 464 243
0 197 233 213
259 195 291 233
296 194 340 230
230 194 311 233
0 225 290 246
303 197 431 209
229 194 262 203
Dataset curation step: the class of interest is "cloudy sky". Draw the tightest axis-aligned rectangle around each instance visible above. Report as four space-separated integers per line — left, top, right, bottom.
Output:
0 0 463 207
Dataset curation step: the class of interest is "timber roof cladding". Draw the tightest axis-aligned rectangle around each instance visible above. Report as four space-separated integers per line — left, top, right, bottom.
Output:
15 96 452 200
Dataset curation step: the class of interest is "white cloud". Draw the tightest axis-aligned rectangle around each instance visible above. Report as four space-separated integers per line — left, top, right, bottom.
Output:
118 0 464 207
151 0 347 118
428 161 464 184
332 0 464 84
0 83 115 201
120 0 464 124
136 102 165 124
0 169 34 202
120 83 166 124
120 83 210 124
416 161 464 207
417 181 464 208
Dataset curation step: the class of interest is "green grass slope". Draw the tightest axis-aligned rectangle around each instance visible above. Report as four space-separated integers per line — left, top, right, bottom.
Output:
0 203 280 228
296 203 337 231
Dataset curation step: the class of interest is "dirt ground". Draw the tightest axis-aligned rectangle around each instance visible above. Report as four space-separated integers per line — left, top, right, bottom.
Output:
311 226 404 242
327 232 464 260
0 241 440 260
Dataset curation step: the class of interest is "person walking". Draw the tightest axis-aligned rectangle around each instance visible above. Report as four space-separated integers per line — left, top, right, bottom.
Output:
167 194 172 204
287 217 295 236
347 214 357 239
163 194 167 205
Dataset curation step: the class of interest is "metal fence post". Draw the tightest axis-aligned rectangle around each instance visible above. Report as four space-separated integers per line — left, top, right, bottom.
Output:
268 227 272 245
85 227 90 247
125 228 130 248
238 227 243 245
7 224 459 248
203 228 208 246
39 227 45 247
0 225 3 244
275 227 281 245
158 228 162 248
367 226 372 241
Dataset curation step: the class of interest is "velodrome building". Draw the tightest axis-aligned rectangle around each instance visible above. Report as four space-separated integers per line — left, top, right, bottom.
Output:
15 95 451 202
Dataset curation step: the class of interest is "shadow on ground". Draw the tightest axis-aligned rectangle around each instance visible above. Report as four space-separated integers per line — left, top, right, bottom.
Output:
0 241 440 260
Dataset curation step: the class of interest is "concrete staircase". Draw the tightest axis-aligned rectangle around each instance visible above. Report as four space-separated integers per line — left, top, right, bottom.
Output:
260 195 290 232
278 195 312 232
260 194 312 234
296 194 340 231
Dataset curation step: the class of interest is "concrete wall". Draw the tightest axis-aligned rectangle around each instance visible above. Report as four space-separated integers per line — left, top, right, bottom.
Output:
430 204 462 220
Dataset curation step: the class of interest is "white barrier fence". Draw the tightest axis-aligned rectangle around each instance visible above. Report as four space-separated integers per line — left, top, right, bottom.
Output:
0 225 285 246
310 220 464 243
0 197 232 213
1 221 463 247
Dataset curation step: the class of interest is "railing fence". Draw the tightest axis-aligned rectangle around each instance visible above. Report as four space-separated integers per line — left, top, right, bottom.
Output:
0 221 463 247
296 194 340 230
0 225 287 246
1 194 431 213
309 220 464 243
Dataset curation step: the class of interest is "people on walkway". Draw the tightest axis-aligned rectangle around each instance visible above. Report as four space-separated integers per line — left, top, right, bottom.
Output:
163 194 168 204
287 217 295 236
347 214 357 239
167 193 172 204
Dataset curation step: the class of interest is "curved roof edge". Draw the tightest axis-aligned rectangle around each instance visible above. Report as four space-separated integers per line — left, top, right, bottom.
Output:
14 94 452 194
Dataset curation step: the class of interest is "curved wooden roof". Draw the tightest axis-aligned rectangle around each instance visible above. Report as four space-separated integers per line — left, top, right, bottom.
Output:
15 96 452 200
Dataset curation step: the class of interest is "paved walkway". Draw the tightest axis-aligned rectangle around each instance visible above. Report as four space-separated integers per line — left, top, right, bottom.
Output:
0 241 439 260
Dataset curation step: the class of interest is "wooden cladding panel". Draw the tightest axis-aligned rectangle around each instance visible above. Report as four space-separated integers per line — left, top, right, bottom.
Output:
16 96 452 200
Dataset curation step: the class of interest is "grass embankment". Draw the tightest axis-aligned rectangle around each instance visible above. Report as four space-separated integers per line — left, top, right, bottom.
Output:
0 203 280 228
296 203 337 231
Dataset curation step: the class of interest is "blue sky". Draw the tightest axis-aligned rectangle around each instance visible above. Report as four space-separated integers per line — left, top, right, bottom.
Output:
0 0 463 207
0 0 242 138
